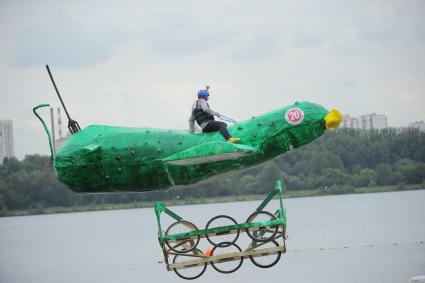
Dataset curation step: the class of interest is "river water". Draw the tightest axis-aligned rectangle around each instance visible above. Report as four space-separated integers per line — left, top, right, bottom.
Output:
1 190 424 283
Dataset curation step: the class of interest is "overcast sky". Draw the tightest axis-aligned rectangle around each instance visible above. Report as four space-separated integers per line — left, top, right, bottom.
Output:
0 0 424 159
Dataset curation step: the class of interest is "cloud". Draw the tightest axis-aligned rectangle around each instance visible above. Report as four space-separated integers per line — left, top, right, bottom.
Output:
1 0 425 159
224 31 283 62
11 17 119 68
145 14 238 55
340 80 359 88
355 1 425 45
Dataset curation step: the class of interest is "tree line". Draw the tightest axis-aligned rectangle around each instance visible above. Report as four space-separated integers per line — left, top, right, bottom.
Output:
1 128 424 213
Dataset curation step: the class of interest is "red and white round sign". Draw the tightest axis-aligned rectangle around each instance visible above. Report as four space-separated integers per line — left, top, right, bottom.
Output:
285 108 304 125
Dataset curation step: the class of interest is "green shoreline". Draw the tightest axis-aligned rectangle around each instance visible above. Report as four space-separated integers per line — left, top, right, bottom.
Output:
1 184 424 217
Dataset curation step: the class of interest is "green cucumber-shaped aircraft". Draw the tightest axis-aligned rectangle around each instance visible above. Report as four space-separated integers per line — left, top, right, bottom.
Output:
34 101 341 193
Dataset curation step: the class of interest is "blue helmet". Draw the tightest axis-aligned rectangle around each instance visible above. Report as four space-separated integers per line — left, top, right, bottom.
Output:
197 89 209 99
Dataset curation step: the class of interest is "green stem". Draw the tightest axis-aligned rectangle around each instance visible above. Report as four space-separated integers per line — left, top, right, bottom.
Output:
33 104 54 161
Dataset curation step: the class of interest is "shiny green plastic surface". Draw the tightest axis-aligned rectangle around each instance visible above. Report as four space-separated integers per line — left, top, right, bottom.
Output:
53 101 328 192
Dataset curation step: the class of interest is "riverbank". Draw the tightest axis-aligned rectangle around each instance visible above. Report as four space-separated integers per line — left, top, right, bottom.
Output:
1 183 424 217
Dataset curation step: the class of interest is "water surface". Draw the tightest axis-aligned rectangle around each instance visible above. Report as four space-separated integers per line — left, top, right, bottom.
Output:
1 190 424 283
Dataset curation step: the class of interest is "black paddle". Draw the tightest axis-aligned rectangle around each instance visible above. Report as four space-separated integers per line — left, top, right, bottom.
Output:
45 65 81 134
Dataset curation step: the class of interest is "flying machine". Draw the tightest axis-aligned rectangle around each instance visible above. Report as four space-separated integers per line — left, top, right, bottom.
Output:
34 66 342 279
35 101 341 193
34 66 342 193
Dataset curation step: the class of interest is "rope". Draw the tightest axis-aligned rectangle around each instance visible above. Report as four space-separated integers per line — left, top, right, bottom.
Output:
219 115 237 124
288 240 424 253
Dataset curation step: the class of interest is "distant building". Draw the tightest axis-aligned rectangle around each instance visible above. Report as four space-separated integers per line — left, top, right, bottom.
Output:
55 137 68 151
0 119 15 164
342 115 352 128
341 113 388 130
342 115 362 129
409 121 425 132
49 106 69 153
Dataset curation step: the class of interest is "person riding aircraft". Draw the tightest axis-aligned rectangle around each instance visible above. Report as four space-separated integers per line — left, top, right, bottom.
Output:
189 85 241 143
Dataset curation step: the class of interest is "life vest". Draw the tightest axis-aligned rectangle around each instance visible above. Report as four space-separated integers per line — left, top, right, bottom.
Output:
193 100 214 125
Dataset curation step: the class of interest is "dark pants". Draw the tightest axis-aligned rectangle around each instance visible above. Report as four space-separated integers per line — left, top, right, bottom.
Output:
203 121 232 140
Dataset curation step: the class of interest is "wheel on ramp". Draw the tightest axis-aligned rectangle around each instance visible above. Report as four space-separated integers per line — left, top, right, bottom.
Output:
249 239 282 268
210 242 243 274
245 211 278 242
205 215 240 247
172 248 207 280
165 220 200 253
